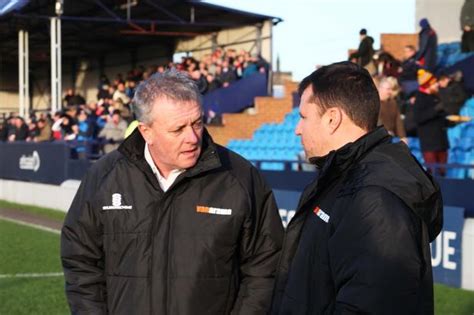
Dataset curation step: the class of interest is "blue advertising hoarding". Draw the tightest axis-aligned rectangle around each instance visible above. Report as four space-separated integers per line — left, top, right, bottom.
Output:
0 142 91 185
0 142 69 185
268 172 466 288
431 206 465 288
0 143 468 288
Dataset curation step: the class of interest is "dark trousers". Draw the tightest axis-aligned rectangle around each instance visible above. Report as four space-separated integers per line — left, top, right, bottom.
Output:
423 150 448 176
462 31 474 53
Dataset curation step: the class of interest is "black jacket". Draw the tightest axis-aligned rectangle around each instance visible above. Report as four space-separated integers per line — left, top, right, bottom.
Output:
438 81 469 115
400 57 420 82
355 36 375 67
416 28 438 72
414 92 449 152
272 127 443 315
61 128 284 315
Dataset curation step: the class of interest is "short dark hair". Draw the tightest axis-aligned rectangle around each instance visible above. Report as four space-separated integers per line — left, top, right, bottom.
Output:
298 61 380 131
359 28 367 35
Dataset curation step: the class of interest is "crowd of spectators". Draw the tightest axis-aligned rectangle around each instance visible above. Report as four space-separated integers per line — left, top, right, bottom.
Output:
2 5 473 172
353 13 473 176
0 47 270 158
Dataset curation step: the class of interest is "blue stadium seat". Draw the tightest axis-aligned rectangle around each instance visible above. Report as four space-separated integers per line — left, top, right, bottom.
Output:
465 97 474 109
464 124 474 138
407 137 420 151
448 125 463 144
260 162 285 171
447 147 466 179
466 151 474 179
459 138 474 151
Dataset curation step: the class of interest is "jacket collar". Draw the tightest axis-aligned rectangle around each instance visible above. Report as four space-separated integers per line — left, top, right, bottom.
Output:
118 127 222 181
295 127 391 212
316 127 391 184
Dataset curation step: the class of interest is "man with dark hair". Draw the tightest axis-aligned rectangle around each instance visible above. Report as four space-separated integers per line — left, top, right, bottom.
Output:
61 69 283 314
350 28 375 75
271 61 443 314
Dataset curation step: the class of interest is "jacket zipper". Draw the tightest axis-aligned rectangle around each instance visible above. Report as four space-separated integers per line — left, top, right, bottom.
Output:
148 177 189 315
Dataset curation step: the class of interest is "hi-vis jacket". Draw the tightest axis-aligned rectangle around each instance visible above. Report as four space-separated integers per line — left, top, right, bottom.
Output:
61 129 284 315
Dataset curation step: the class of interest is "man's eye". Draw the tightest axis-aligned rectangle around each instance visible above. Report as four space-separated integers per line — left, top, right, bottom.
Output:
194 121 203 128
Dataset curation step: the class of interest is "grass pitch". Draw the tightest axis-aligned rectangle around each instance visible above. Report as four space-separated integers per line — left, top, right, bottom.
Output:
0 201 473 314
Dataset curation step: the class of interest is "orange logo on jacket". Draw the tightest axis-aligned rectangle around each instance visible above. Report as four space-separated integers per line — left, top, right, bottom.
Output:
313 206 330 223
196 205 232 216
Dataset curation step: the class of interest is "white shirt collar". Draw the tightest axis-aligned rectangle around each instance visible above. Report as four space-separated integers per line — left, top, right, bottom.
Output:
144 143 185 192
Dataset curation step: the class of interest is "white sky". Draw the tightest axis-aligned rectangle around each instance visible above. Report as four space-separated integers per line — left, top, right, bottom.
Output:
205 0 416 80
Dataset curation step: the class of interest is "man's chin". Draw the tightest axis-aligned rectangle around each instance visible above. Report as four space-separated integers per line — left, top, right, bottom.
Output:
179 152 200 169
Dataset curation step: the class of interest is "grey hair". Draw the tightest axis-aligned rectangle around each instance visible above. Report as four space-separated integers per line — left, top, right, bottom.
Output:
131 68 202 124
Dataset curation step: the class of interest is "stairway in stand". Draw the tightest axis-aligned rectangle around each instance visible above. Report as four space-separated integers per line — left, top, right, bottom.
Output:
207 80 298 146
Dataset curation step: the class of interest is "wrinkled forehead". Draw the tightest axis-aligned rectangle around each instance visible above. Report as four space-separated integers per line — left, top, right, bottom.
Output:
152 95 202 111
151 97 202 124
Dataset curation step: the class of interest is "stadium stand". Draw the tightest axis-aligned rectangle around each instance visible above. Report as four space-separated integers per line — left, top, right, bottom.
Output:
226 95 474 177
227 107 302 171
437 42 474 68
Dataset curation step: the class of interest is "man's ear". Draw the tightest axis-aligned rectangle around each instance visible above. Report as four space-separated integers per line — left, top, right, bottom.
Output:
138 123 153 145
325 107 343 135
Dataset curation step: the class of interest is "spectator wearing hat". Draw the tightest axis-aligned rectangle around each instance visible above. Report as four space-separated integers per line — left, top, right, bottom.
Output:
416 18 438 72
350 28 376 75
414 69 448 176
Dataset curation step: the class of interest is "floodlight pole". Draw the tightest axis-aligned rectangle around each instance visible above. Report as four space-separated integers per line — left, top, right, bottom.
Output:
127 0 131 21
50 0 63 113
256 24 262 56
268 21 273 97
18 30 29 118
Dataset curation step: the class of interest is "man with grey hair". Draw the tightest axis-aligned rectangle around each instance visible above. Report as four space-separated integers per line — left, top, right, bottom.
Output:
61 69 284 315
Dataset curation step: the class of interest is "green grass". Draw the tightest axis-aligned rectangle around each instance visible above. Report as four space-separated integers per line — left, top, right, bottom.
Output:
0 220 69 314
0 277 68 315
435 284 474 315
0 213 474 314
0 220 62 274
0 199 66 222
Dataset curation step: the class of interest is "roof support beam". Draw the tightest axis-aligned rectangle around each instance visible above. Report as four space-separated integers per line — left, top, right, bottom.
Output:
13 13 240 28
120 29 201 37
93 0 122 21
144 0 184 23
